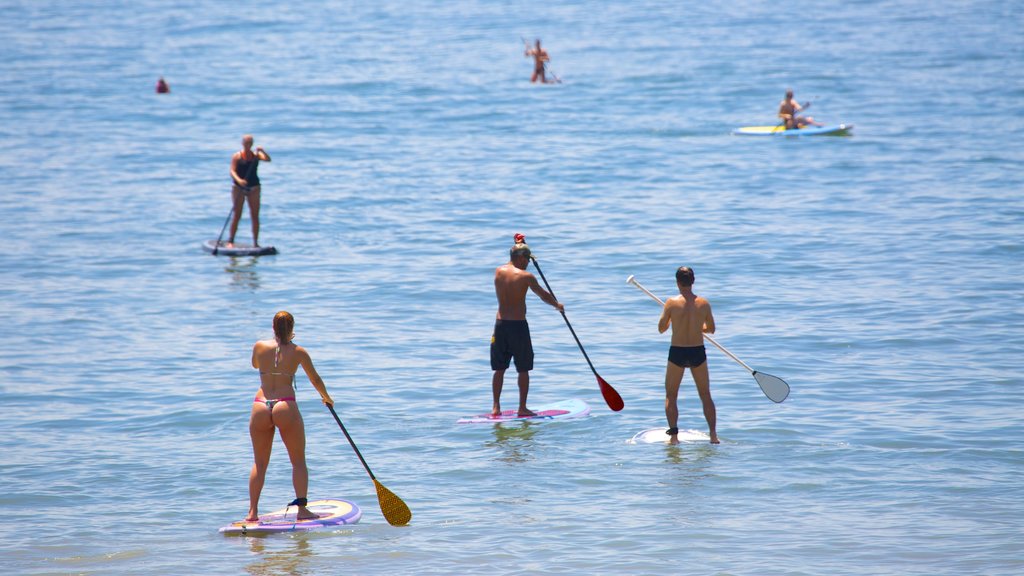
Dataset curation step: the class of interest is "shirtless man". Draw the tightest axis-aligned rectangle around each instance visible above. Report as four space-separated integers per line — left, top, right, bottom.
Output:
491 234 563 416
658 266 719 444
525 39 551 84
228 135 271 247
778 89 822 129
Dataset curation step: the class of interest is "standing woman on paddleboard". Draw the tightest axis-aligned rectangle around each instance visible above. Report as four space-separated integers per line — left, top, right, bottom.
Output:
246 311 334 522
228 134 271 248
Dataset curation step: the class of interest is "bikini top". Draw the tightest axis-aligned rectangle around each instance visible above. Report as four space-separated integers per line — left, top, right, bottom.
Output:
259 345 296 388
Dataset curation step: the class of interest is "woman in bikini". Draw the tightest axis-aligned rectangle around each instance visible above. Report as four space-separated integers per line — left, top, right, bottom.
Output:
246 311 334 522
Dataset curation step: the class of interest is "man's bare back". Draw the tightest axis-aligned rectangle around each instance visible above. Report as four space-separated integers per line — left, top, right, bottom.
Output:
494 263 535 321
658 291 714 345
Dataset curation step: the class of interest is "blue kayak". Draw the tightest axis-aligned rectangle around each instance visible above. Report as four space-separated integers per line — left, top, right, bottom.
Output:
733 123 853 136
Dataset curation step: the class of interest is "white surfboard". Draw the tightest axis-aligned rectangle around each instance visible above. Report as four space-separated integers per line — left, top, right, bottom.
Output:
627 427 711 445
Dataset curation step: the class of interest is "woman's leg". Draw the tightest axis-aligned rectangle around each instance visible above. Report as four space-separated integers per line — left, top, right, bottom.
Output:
273 402 317 519
248 186 261 246
228 186 246 245
247 403 275 521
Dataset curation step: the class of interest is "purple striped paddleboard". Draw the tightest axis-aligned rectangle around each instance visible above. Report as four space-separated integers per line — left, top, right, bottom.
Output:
219 499 361 535
456 398 590 424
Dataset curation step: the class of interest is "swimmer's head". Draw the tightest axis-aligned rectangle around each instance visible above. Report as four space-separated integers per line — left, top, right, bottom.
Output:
510 233 531 260
675 266 695 287
273 310 294 343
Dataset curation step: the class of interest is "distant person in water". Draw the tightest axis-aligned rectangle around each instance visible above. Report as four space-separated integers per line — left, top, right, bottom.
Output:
524 39 551 83
658 267 719 444
491 234 563 416
155 77 170 93
246 311 334 522
778 89 822 129
228 135 271 247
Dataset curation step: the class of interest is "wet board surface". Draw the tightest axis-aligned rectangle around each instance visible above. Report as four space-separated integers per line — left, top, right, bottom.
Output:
219 499 361 535
456 398 590 424
203 239 278 256
627 427 711 445
732 123 853 136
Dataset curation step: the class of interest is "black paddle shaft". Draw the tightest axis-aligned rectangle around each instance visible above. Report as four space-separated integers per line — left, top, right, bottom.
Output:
327 404 377 480
530 257 600 376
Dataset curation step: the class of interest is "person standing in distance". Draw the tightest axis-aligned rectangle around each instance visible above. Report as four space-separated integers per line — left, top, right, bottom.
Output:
228 135 271 247
491 234 563 417
658 266 719 444
246 311 334 522
524 39 551 84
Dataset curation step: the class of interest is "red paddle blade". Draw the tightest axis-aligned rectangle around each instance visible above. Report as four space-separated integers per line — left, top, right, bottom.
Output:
598 376 624 411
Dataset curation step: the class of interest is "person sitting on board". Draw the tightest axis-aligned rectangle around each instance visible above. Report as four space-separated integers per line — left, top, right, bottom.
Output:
491 234 563 417
525 39 551 84
778 89 823 130
227 134 271 248
246 311 334 522
658 266 720 444
155 77 170 94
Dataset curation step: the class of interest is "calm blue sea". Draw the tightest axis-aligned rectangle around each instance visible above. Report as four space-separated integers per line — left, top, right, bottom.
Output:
2 0 1022 574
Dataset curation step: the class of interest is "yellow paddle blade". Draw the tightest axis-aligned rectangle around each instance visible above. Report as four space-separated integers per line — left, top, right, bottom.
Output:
374 479 412 526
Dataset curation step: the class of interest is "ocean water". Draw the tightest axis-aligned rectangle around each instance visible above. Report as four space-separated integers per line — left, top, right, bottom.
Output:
2 0 1022 574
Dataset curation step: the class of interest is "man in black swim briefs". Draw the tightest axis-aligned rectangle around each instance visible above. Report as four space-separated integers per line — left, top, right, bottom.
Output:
658 266 720 444
490 234 563 417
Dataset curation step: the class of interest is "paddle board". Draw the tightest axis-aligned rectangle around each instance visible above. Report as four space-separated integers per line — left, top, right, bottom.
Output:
456 398 590 424
732 123 853 136
627 427 711 445
203 239 278 256
219 499 361 535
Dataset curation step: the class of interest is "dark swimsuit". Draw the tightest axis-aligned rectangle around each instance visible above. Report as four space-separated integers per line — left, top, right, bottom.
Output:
490 320 534 372
668 345 707 368
235 155 260 187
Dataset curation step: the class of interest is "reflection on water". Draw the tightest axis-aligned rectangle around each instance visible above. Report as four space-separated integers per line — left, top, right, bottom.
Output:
662 443 719 484
224 256 263 292
485 422 539 464
243 534 314 576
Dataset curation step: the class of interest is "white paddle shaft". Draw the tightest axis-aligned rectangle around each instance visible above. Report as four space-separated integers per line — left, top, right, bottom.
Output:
626 275 755 374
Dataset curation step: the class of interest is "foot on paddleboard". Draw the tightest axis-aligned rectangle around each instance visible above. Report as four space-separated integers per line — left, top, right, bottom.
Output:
296 508 322 520
517 408 537 417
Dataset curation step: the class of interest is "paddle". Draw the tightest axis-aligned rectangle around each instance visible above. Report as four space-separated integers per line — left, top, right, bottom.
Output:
326 404 412 526
626 275 790 403
529 256 624 411
211 208 233 256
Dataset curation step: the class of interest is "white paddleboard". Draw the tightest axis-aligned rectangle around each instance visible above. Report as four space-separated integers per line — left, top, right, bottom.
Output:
627 427 711 445
203 239 278 256
219 499 361 535
457 398 590 424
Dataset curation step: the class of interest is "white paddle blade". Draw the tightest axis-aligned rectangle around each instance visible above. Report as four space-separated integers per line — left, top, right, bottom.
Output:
754 371 790 403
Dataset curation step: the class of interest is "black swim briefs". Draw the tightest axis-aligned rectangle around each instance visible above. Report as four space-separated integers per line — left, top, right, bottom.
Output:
668 345 707 368
490 320 534 372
